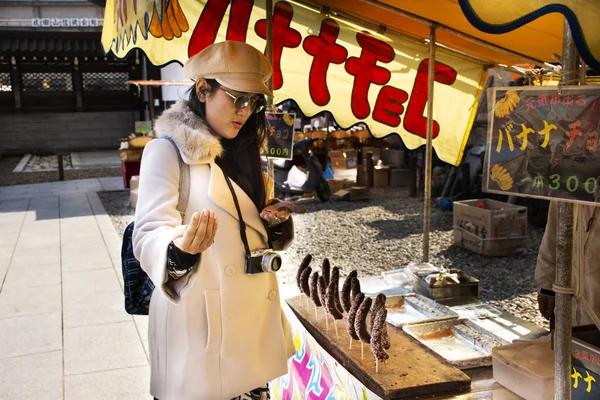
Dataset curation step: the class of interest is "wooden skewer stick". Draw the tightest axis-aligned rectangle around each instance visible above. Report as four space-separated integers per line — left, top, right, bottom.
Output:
361 342 364 360
349 338 353 350
325 313 329 332
333 319 339 340
376 359 379 374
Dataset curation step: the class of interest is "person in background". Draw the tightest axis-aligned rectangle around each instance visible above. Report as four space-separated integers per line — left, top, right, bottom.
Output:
133 41 304 400
536 201 600 328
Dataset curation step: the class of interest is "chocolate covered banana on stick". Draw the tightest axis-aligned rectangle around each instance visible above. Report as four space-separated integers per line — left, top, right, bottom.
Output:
296 254 312 293
325 277 344 339
354 296 372 359
300 266 312 309
371 308 390 373
341 271 358 312
346 292 364 349
309 271 321 307
317 276 329 331
309 271 321 319
329 267 345 316
370 293 391 350
321 258 331 286
351 275 361 299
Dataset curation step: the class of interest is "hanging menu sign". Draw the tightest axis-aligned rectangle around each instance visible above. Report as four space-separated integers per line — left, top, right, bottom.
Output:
265 112 295 160
484 86 600 205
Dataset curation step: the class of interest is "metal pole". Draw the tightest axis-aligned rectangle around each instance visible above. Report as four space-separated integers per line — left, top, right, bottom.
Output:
266 0 275 199
10 56 22 109
266 0 274 106
325 113 330 157
555 17 578 400
579 61 587 85
148 85 156 122
422 25 436 263
141 52 150 122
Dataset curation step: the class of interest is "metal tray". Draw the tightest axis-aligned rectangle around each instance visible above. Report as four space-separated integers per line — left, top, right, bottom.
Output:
451 302 548 342
450 303 503 320
358 275 410 297
412 269 480 302
381 268 413 287
383 293 459 328
402 319 509 369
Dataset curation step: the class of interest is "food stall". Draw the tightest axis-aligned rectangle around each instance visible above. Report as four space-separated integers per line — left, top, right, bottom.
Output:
101 0 600 398
273 261 547 399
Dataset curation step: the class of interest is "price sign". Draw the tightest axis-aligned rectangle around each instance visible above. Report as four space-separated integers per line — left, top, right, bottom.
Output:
135 120 153 135
264 112 295 160
572 338 600 399
484 86 600 205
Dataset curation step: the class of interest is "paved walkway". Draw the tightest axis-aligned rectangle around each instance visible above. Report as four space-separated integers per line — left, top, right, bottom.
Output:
0 177 299 399
71 151 121 169
0 177 152 400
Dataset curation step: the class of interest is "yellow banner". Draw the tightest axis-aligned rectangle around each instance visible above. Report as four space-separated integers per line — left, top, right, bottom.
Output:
459 0 600 71
102 0 485 166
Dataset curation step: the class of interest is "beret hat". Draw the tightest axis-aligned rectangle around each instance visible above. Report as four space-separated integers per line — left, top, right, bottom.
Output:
183 41 273 97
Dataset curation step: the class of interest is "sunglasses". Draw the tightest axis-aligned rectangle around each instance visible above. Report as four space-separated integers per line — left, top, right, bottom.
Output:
219 86 267 114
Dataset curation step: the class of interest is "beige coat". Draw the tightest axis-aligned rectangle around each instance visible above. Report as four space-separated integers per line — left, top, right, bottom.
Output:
536 201 600 326
133 101 295 400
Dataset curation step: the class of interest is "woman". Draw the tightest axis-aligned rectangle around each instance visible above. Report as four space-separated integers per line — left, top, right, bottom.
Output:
133 41 300 400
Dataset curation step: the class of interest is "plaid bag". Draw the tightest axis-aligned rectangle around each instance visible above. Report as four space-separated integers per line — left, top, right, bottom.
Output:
121 137 189 315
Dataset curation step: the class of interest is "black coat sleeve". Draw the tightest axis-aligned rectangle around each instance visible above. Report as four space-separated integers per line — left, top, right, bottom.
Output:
166 242 200 280
263 198 295 251
267 217 295 251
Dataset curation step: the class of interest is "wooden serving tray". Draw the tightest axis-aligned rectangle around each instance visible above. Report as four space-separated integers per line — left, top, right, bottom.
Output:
286 295 471 399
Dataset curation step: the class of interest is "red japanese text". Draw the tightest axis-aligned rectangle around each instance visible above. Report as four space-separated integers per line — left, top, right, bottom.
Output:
403 59 457 139
189 0 254 57
255 2 302 90
303 18 348 106
345 32 395 119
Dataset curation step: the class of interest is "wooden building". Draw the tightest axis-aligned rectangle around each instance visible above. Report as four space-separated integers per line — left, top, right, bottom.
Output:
0 0 159 155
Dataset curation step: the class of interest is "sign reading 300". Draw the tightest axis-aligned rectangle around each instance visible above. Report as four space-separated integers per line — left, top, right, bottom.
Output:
484 86 600 205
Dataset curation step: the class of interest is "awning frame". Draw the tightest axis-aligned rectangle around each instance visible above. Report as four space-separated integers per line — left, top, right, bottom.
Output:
291 0 559 73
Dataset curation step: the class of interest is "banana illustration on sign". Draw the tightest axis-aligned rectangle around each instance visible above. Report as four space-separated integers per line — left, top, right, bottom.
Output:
491 164 514 190
149 0 189 40
494 90 520 118
282 113 295 126
114 0 189 49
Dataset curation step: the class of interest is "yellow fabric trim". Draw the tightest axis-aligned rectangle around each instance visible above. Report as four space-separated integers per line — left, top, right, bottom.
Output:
454 69 488 166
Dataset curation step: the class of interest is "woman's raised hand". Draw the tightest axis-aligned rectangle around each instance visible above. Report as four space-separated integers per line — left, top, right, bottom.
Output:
173 209 218 255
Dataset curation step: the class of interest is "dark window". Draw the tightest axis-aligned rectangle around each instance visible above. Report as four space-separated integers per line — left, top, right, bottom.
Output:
83 72 129 92
22 72 73 92
0 72 11 92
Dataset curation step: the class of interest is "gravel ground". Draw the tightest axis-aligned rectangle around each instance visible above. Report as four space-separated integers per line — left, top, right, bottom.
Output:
23 154 74 171
98 187 548 329
0 156 121 186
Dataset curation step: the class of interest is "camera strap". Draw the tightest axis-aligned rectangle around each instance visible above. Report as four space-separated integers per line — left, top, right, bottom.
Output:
222 172 252 259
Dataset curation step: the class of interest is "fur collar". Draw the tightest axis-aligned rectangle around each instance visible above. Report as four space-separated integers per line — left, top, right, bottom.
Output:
153 100 223 164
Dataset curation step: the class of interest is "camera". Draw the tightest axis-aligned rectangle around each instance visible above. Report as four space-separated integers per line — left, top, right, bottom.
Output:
245 249 282 274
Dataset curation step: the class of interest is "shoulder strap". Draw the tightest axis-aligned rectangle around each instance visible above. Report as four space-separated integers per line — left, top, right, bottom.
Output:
222 171 252 259
162 136 190 219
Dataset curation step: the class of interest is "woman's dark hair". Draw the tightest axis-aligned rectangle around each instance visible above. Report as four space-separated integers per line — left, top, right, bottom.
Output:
187 79 267 211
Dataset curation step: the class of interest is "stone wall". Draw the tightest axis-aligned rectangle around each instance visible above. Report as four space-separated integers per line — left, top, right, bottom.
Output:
0 110 137 155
